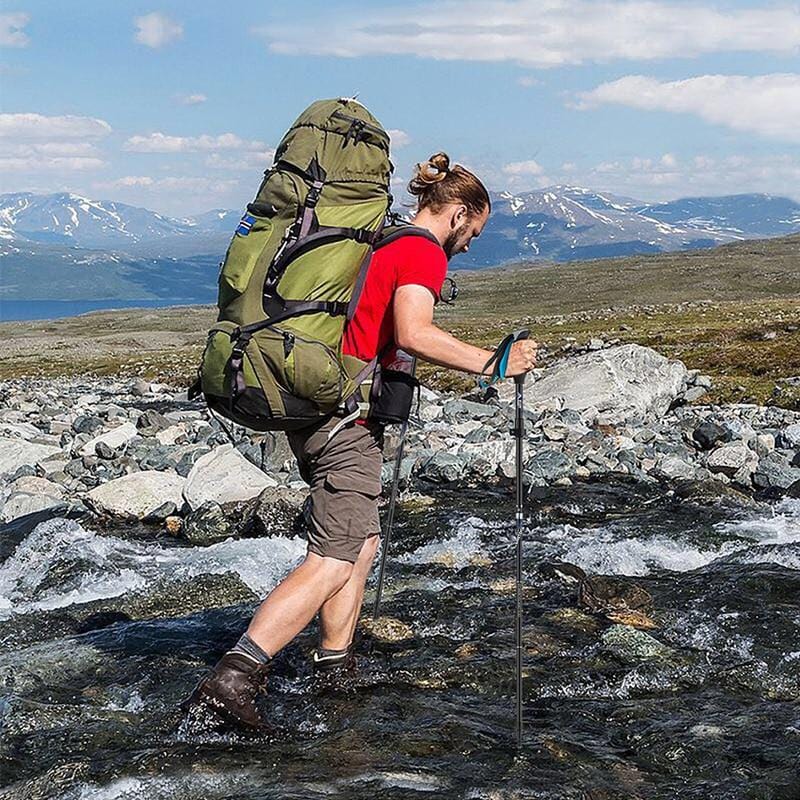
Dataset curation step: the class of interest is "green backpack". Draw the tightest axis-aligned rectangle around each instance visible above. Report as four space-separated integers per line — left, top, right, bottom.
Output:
191 97 438 432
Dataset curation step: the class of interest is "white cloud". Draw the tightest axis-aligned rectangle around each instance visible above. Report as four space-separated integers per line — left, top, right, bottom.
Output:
0 156 106 172
0 114 110 173
555 152 800 202
134 12 183 48
124 132 267 153
575 73 800 143
387 129 411 149
0 113 112 140
517 76 541 88
0 12 29 47
204 150 276 171
98 175 239 193
502 159 546 176
177 93 207 106
255 1 800 68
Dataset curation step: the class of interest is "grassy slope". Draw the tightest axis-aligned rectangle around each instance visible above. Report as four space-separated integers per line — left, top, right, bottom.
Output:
1 234 798 408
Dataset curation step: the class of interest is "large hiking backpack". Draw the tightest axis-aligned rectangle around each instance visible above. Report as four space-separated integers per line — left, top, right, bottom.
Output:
191 98 438 432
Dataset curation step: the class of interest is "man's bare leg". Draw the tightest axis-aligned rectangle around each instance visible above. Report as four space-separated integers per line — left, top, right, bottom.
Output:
318 534 380 651
246 553 353 657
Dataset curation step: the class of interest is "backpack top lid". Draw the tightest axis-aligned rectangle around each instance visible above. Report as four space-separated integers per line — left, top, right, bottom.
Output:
274 98 393 188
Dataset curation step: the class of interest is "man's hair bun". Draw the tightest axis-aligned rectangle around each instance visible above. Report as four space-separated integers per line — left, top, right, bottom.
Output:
406 151 490 216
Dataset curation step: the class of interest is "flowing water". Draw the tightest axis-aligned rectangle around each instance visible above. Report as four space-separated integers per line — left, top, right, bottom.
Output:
0 482 798 799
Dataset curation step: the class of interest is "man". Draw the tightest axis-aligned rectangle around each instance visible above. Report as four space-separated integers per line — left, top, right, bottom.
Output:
189 152 538 730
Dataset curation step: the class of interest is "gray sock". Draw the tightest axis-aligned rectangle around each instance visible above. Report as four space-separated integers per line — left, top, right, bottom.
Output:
228 633 271 665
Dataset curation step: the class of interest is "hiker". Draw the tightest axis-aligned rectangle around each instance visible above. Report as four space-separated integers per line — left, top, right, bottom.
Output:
188 151 538 730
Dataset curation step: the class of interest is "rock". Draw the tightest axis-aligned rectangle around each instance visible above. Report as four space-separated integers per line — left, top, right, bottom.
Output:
71 414 103 434
183 444 278 510
236 487 307 538
754 433 775 457
587 338 605 351
360 616 414 642
181 501 235 544
142 501 178 522
498 344 686 424
135 408 171 435
86 470 186 519
443 399 497 420
79 422 137 457
779 422 800 449
601 625 674 662
682 386 708 403
165 515 183 535
653 455 698 482
707 442 755 478
419 404 443 422
94 441 116 459
1 492 66 523
155 425 187 446
692 421 730 451
420 452 466 483
753 453 800 491
0 437 62 478
525 447 572 486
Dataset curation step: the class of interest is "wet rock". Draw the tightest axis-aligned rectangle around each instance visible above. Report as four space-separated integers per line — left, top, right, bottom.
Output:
360 615 414 642
692 421 730 451
181 501 235 545
183 444 278 510
235 486 307 538
601 625 674 662
545 608 600 633
0 437 62 478
86 470 186 519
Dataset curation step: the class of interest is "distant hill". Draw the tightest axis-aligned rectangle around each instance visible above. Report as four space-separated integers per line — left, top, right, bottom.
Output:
1 188 799 302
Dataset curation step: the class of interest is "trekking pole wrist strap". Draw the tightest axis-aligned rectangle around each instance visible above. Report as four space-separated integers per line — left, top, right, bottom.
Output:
478 329 530 389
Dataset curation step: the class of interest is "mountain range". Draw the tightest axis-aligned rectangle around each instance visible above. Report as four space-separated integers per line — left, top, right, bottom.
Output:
1 189 799 302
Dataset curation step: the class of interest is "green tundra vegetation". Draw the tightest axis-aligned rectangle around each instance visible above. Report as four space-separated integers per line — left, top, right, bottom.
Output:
1 233 798 409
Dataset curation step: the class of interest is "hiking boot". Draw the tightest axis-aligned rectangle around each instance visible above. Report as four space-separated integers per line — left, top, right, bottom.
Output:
187 652 269 731
311 644 356 674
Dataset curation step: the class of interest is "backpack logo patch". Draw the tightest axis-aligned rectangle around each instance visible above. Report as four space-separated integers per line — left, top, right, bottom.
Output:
236 213 256 236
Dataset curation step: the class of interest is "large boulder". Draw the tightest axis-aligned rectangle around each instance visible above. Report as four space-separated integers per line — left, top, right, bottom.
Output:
0 437 62 478
1 476 65 522
498 344 686 424
183 444 278 510
86 470 186 518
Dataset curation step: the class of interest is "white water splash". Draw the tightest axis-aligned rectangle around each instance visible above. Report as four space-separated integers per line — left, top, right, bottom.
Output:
398 518 492 570
0 517 306 619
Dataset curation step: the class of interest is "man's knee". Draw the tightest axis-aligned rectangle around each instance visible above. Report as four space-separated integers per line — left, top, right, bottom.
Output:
317 556 354 593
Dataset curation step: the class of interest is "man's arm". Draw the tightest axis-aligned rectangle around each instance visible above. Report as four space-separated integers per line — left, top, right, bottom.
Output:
394 284 537 376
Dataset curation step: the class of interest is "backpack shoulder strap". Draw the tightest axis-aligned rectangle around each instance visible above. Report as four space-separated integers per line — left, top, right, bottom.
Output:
374 222 441 251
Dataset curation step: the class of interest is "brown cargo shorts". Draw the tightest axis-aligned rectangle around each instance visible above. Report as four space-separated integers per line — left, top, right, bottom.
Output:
286 417 384 563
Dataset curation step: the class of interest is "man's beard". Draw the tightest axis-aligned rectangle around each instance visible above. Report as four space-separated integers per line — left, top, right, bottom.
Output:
442 222 468 260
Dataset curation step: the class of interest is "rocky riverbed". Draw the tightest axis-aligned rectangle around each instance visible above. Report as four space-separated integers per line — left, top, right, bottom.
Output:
1 343 799 798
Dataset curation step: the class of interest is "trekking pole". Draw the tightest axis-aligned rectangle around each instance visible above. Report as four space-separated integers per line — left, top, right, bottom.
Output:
513 370 526 749
373 358 416 618
479 329 530 748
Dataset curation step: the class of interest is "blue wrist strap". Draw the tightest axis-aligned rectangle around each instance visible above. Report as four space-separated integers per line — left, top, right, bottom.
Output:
479 329 530 389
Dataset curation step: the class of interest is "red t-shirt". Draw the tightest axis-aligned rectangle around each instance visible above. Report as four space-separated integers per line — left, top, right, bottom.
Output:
342 235 447 363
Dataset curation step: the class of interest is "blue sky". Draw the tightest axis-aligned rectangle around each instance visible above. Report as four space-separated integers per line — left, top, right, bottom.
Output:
1 0 798 215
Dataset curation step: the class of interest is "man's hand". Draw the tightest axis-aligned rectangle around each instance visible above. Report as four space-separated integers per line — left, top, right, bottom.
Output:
504 339 538 377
